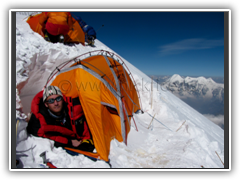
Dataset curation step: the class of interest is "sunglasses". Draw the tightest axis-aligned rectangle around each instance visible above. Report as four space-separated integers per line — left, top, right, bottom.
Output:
46 96 63 104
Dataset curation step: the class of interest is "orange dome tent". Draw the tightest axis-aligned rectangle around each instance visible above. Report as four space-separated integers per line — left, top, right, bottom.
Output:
26 12 85 45
45 50 142 162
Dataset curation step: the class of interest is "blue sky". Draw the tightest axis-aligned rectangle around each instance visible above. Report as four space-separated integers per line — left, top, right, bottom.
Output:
71 11 224 77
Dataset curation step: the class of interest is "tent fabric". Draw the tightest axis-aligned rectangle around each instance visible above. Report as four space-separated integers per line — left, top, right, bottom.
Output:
26 12 85 45
26 13 45 37
38 12 72 36
48 53 141 162
71 15 97 42
64 147 100 160
64 18 85 44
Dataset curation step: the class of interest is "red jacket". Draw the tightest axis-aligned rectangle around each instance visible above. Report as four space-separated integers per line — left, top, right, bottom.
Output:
27 91 91 147
39 12 73 36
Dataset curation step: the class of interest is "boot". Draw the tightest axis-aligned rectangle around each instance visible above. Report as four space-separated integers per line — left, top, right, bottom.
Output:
44 33 50 42
59 35 64 43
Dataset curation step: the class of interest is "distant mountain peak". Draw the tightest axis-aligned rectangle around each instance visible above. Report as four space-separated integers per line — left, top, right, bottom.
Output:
166 74 183 83
163 74 223 96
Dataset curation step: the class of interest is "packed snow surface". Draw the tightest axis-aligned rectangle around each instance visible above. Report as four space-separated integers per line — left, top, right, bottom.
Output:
15 13 224 169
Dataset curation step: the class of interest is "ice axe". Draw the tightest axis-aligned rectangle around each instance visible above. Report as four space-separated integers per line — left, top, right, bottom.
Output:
40 151 57 168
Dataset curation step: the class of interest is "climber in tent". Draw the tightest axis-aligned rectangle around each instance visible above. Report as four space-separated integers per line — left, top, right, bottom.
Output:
27 86 95 152
39 12 73 43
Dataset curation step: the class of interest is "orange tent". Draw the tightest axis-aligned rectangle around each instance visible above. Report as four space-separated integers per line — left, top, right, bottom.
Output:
26 12 85 45
26 13 44 37
46 50 141 162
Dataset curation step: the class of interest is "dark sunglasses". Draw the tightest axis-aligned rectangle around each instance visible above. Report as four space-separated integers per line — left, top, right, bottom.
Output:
46 96 63 104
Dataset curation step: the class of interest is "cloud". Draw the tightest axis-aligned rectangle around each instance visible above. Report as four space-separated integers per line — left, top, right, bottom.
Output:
203 114 224 129
159 38 224 55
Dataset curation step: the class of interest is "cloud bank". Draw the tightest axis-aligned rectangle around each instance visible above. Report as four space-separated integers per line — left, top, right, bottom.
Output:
203 114 224 129
159 38 224 55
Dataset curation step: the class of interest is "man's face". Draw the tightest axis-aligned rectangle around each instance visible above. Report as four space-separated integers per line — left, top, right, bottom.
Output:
44 94 63 115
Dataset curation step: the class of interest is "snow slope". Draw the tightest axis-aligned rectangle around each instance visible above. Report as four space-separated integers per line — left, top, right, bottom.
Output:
15 13 225 169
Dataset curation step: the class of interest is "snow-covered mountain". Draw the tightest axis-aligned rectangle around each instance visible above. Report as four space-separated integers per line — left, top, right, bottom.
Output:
14 12 225 169
162 74 224 101
161 74 224 117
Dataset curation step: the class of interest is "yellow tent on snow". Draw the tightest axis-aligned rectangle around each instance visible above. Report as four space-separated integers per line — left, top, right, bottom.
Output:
26 12 85 45
45 50 142 162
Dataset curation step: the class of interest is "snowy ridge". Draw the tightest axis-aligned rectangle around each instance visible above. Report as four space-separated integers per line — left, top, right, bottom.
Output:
15 13 224 169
